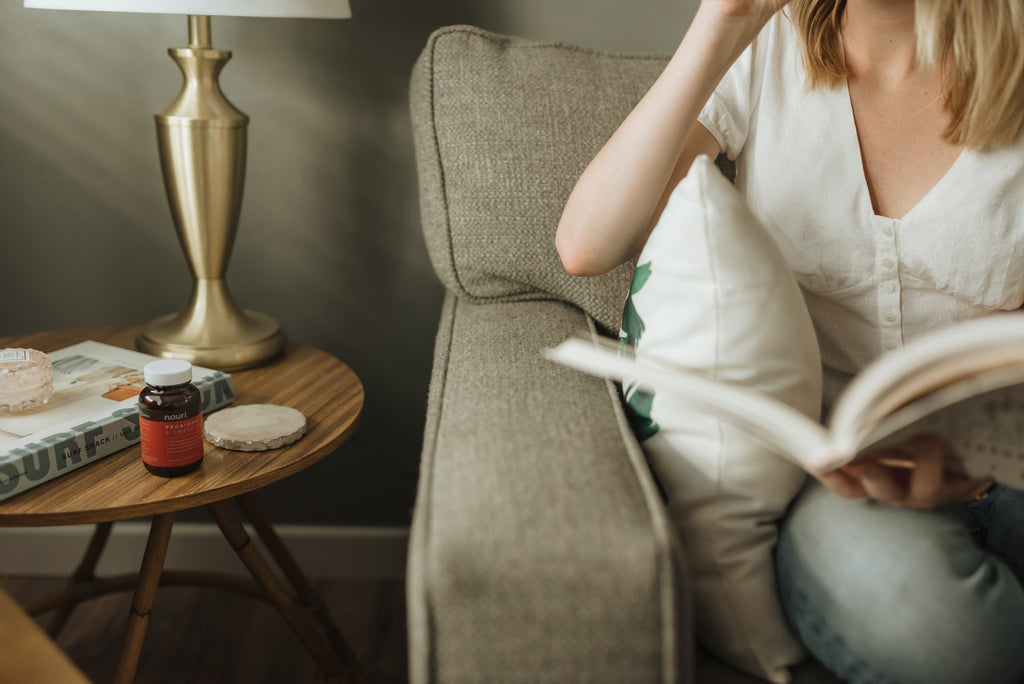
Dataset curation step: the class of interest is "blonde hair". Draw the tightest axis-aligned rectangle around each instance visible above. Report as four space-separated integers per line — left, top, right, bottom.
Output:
788 0 1024 148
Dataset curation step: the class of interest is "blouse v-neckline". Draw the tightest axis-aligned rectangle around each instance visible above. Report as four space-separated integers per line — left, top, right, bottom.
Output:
838 79 968 222
835 22 968 222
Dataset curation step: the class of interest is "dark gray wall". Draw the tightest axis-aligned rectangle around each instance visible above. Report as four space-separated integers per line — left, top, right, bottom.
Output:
0 0 696 526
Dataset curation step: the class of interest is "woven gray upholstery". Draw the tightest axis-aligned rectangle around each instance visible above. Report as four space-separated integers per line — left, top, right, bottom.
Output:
407 24 843 684
409 295 690 683
410 25 666 334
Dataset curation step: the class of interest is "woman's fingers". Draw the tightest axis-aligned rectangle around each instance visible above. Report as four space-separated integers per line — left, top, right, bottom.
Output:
857 460 908 504
819 436 994 509
815 468 867 499
907 436 945 502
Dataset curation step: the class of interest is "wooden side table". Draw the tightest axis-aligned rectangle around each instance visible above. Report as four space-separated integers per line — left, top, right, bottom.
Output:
0 326 365 684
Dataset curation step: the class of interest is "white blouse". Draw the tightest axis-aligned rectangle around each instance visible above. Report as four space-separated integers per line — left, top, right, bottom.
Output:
697 13 1024 397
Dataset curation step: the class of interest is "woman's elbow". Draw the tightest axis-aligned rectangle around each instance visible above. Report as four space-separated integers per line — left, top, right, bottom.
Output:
555 224 603 277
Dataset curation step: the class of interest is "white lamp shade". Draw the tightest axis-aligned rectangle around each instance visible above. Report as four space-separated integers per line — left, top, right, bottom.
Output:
24 0 350 18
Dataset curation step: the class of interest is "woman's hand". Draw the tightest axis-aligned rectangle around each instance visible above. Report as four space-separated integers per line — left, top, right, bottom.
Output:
816 435 993 509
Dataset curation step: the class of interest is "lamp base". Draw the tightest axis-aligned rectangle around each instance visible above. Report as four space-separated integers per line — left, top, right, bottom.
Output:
136 278 286 371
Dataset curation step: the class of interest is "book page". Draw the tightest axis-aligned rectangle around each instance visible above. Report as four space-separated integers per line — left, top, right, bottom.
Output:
827 314 1024 452
547 314 1024 485
860 381 1024 488
545 338 835 470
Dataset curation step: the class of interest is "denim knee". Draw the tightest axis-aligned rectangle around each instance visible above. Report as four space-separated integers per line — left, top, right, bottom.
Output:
951 484 1024 579
776 482 1024 684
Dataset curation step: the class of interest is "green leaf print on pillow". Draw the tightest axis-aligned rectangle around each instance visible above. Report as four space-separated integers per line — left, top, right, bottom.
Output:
621 262 650 347
620 262 659 441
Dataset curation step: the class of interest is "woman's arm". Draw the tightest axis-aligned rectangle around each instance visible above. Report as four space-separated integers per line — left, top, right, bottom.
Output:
555 1 790 277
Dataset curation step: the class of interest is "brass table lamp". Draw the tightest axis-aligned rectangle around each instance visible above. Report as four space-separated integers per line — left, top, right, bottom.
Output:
23 0 352 371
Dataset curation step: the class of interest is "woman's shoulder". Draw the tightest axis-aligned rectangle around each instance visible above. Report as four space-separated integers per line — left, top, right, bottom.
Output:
959 127 1024 179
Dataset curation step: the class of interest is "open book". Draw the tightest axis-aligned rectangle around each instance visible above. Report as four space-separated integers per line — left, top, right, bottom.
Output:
546 314 1024 489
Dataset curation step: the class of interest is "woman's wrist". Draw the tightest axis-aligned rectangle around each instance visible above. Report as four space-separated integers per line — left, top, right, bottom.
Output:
969 480 995 501
691 1 779 60
677 2 774 91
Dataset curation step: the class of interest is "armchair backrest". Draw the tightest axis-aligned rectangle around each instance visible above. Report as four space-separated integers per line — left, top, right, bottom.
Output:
410 25 669 333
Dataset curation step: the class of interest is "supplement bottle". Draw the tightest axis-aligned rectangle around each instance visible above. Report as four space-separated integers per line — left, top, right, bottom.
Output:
139 359 204 477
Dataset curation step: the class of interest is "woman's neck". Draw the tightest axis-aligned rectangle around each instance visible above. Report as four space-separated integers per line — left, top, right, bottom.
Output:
838 0 962 220
841 0 921 86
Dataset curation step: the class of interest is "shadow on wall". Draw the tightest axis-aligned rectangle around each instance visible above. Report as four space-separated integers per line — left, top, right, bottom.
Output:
232 0 504 526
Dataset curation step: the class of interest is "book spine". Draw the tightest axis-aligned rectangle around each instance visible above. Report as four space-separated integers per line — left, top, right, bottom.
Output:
0 371 234 501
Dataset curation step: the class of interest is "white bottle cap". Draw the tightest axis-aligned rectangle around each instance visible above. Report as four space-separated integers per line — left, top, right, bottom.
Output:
144 359 193 387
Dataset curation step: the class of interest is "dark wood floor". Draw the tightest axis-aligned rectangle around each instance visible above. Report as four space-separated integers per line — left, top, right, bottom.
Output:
1 575 407 684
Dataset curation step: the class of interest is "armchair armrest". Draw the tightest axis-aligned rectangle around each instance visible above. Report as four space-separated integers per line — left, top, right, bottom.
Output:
407 293 692 684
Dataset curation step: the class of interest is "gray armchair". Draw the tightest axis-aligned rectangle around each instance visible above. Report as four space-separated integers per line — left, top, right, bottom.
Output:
406 25 840 684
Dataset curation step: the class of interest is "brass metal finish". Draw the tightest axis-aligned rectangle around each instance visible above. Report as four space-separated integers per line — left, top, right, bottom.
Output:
187 14 211 47
137 15 285 371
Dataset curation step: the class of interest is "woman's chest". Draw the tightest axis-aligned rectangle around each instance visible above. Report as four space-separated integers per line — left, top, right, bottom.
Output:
734 84 1024 310
844 60 964 220
850 108 964 220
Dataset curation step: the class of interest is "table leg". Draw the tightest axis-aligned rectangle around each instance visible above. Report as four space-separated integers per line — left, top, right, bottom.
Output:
206 499 351 683
114 512 175 684
235 493 365 680
47 521 113 638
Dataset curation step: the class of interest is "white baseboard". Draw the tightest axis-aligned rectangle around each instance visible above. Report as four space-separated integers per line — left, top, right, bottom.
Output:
0 523 409 580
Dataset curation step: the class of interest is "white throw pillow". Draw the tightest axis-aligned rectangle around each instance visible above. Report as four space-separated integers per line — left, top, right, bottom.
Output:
620 155 822 684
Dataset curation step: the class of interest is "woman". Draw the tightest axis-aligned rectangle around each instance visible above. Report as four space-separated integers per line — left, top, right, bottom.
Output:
555 1 1024 682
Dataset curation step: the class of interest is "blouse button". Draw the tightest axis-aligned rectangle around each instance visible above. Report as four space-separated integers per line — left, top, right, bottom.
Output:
885 311 898 323
882 225 894 238
882 258 896 269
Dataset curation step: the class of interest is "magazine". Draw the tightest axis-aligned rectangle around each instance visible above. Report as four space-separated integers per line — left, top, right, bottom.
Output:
0 341 234 501
545 314 1024 489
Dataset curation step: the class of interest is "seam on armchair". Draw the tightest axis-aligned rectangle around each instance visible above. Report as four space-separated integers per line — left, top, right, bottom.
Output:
408 294 458 684
586 316 693 684
423 30 470 302
412 296 688 682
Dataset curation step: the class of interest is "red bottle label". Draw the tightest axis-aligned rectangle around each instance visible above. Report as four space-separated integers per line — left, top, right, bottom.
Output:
140 414 205 468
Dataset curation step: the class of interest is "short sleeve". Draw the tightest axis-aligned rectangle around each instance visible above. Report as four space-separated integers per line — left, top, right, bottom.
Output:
697 13 784 161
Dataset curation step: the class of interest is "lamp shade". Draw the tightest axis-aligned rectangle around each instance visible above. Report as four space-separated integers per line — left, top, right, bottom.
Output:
23 0 350 18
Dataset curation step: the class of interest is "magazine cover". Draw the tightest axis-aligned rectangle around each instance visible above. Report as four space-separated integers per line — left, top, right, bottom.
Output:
0 341 234 501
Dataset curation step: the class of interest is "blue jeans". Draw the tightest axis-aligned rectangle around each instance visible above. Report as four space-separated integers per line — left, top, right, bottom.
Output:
776 482 1024 684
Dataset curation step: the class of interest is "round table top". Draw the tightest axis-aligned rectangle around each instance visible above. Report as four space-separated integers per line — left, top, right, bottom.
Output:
0 326 364 526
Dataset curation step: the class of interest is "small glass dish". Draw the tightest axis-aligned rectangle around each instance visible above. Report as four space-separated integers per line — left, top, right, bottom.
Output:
0 348 54 414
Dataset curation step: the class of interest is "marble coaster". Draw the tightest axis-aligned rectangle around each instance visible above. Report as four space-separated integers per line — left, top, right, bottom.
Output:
204 404 307 451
